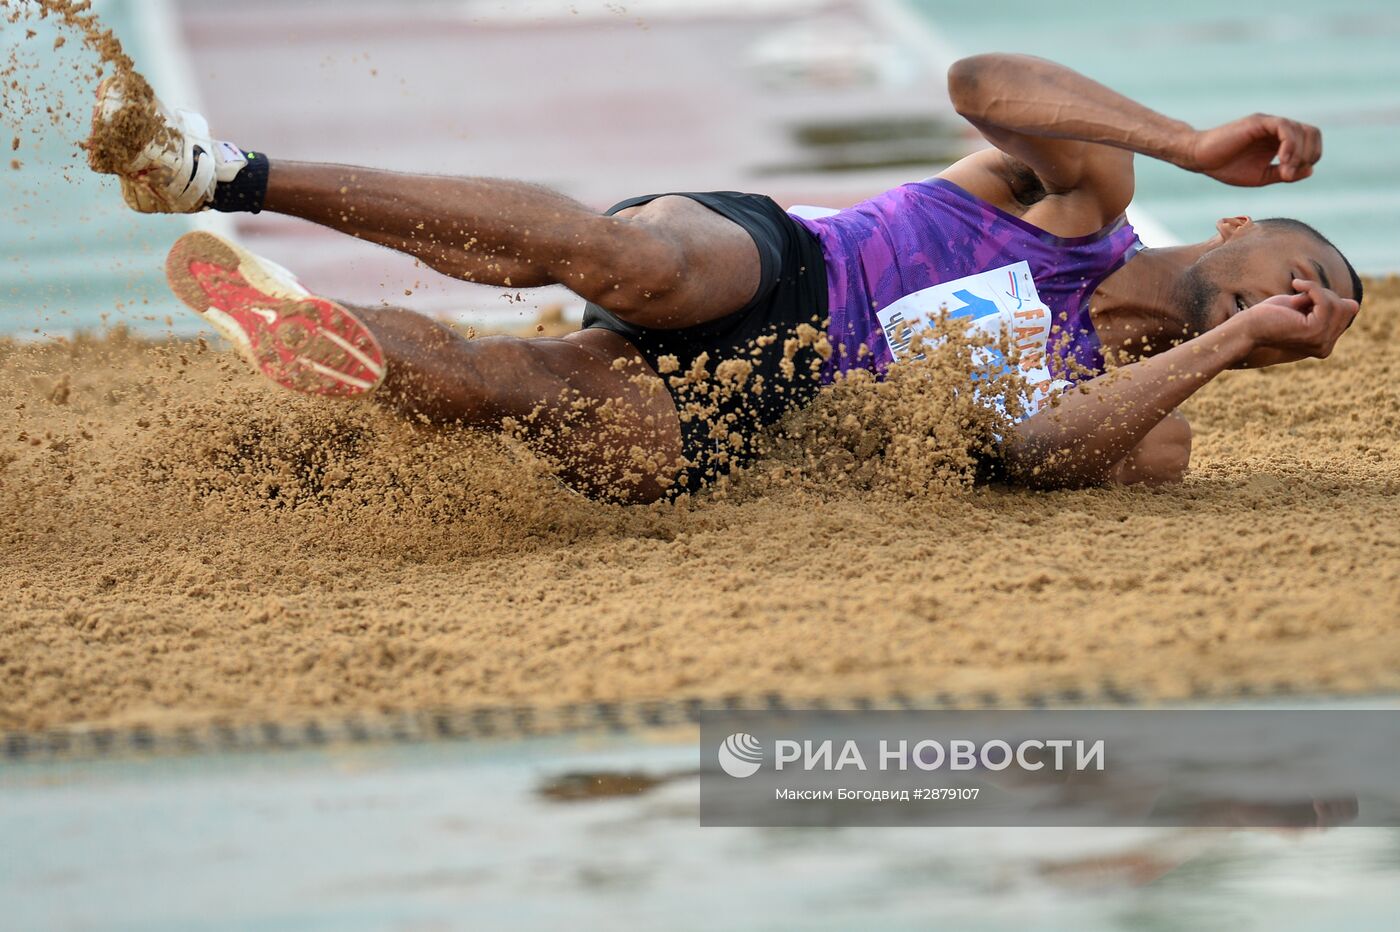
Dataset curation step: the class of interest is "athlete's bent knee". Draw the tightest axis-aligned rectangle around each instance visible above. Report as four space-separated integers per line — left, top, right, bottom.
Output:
575 220 686 320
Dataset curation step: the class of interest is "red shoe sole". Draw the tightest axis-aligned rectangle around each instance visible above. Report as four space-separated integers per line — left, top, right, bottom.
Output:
165 232 385 397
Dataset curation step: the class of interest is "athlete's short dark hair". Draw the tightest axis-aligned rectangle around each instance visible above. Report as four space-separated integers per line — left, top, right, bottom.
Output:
1258 217 1364 306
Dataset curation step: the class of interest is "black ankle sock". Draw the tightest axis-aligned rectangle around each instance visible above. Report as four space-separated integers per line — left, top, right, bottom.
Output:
211 149 270 214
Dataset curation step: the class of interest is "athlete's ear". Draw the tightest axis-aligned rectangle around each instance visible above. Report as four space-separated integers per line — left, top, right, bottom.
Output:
1215 215 1252 240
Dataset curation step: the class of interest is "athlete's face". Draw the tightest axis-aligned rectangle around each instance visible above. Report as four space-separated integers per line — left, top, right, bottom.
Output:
1174 217 1354 336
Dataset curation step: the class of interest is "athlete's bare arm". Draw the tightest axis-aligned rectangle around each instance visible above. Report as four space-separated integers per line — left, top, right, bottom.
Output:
940 53 1323 229
937 53 1329 487
1002 280 1358 488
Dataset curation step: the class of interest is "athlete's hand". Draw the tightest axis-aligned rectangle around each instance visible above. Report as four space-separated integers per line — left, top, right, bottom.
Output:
1231 279 1358 364
1184 114 1322 186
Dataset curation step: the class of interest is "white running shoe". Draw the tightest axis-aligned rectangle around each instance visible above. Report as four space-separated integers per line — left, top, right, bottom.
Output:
88 77 252 214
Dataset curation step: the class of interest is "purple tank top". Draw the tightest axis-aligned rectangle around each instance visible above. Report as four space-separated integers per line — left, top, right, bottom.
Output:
790 178 1143 417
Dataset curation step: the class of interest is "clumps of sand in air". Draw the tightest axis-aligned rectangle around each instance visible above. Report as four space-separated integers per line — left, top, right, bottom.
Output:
135 390 639 562
738 314 1026 500
592 311 1023 502
2 0 161 173
654 319 836 487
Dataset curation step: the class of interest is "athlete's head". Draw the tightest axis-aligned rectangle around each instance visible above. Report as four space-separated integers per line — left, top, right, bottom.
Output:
1175 216 1362 334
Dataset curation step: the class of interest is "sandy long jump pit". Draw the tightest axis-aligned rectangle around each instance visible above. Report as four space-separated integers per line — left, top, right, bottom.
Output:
2 0 1399 741
3 279 1398 735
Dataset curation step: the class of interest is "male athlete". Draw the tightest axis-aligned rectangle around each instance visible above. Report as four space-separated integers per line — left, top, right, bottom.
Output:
90 53 1361 502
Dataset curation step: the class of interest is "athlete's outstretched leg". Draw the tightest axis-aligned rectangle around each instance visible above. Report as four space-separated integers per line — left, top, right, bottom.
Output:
261 161 760 328
87 78 762 330
350 303 685 502
165 231 684 503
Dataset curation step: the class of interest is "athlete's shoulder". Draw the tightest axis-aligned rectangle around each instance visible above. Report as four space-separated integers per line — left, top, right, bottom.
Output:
931 151 1039 215
932 150 1129 238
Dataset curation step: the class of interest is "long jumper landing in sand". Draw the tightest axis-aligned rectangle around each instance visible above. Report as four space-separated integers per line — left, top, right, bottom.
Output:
91 52 1361 503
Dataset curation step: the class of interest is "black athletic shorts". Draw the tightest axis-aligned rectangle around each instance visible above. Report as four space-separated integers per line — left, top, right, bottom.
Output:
582 191 829 495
